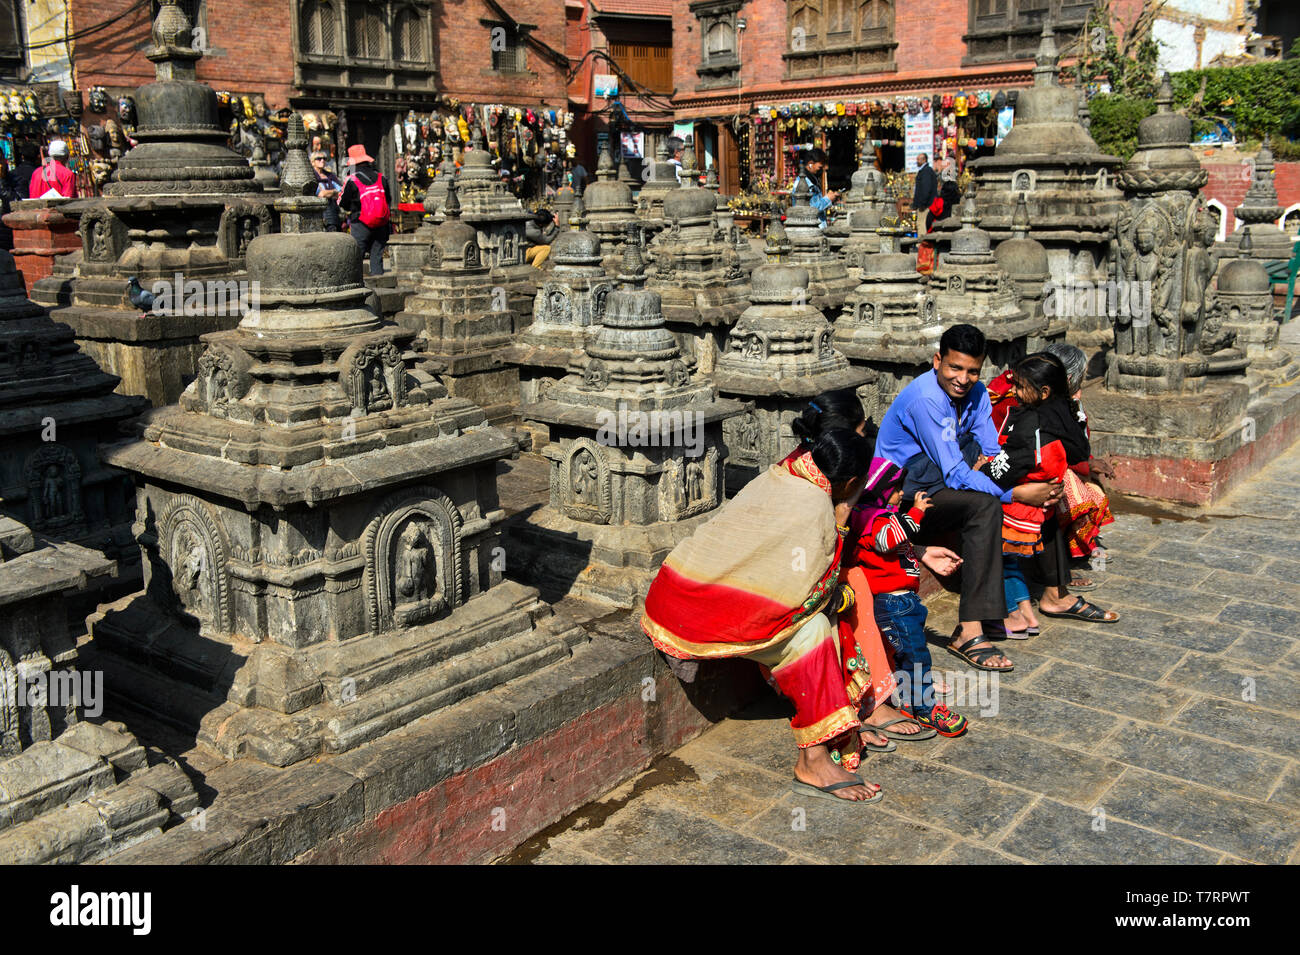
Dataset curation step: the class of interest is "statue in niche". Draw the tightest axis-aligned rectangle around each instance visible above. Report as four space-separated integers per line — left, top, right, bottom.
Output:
90 218 109 260
41 465 66 520
1181 205 1217 356
686 459 706 503
592 285 610 323
735 413 760 455
501 230 516 264
858 302 874 325
0 647 18 757
546 287 570 325
581 359 608 391
948 275 964 295
173 527 209 616
396 523 433 604
1014 171 1032 192
1118 213 1173 357
662 456 685 514
743 335 763 360
238 217 258 257
818 330 834 357
464 242 480 268
571 448 600 504
667 360 690 387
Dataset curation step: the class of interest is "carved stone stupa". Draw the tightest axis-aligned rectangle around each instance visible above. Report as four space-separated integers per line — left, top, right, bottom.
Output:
955 22 1123 341
89 231 580 766
583 146 638 273
500 200 612 414
995 192 1065 349
394 182 520 424
705 165 763 276
1219 142 1295 265
714 262 869 490
782 170 856 314
645 146 752 375
32 0 271 408
455 130 538 317
512 238 744 607
840 164 888 271
636 138 681 237
834 223 941 417
1086 75 1279 504
930 189 1043 371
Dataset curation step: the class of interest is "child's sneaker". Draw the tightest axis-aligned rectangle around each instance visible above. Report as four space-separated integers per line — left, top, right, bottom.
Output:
909 704 968 738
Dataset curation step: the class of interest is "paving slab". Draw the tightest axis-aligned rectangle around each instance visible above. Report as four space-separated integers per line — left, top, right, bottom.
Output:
999 797 1221 865
1096 721 1289 801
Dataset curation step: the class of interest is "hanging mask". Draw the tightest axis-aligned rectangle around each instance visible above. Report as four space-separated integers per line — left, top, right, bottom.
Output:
457 116 470 142
941 94 953 110
118 96 137 125
993 90 1007 111
954 96 968 116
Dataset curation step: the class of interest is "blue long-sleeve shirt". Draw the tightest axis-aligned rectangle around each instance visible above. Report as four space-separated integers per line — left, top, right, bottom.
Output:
876 369 1012 503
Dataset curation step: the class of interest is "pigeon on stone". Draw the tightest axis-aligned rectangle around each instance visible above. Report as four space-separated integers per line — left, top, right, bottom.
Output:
126 276 155 312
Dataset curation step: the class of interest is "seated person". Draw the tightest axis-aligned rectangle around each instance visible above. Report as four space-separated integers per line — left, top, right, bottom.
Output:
525 210 558 267
982 353 1119 626
642 428 885 803
875 324 1064 673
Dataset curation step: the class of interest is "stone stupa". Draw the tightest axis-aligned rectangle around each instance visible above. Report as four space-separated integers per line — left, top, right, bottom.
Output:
782 169 856 315
636 138 681 238
512 236 744 607
834 222 941 417
929 188 1043 372
1219 142 1295 265
645 145 751 375
388 153 457 282
88 227 581 767
713 261 869 491
32 0 271 407
394 181 520 424
583 145 639 274
995 192 1065 349
705 165 763 276
951 21 1123 340
840 162 888 271
1212 231 1300 384
454 128 537 317
500 198 612 419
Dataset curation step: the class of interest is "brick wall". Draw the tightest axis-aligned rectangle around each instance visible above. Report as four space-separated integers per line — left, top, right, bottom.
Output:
70 0 567 111
1200 157 1300 233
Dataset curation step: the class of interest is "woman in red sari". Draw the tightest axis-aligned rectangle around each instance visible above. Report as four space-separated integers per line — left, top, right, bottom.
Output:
643 428 883 803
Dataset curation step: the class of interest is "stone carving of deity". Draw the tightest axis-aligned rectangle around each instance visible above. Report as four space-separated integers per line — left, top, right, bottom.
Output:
743 335 764 360
396 523 433 604
1014 172 1032 192
571 448 600 504
948 275 965 295
737 413 760 454
1181 206 1217 356
41 465 65 519
667 360 690 387
818 330 834 358
546 287 569 325
858 302 875 325
1118 212 1174 358
502 230 516 264
173 528 209 616
91 219 109 260
464 242 480 268
686 459 706 503
238 218 258 256
661 456 685 515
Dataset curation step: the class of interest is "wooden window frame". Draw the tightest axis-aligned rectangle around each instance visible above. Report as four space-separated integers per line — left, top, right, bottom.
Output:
783 0 898 78
962 0 1094 65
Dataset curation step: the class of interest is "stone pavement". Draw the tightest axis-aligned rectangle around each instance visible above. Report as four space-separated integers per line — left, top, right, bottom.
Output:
514 429 1300 865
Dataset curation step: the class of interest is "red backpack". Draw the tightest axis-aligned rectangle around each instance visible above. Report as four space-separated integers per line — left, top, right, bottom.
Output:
346 174 390 228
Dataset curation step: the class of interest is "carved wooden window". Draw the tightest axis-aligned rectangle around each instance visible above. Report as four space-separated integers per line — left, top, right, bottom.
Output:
706 21 735 60
0 0 21 71
785 0 895 76
393 5 424 62
300 0 339 56
691 0 741 88
490 23 525 72
964 0 1092 63
349 0 386 60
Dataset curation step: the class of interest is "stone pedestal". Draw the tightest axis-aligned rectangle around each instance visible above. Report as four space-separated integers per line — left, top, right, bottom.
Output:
90 230 579 766
0 518 197 863
4 203 82 296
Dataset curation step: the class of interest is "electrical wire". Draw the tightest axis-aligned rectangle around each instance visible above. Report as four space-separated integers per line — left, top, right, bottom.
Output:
19 0 152 52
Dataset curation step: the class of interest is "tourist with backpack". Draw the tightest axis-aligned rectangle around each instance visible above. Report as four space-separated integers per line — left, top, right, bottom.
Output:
338 144 392 276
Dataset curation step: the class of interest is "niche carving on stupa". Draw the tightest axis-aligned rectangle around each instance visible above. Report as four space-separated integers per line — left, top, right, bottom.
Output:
363 486 464 632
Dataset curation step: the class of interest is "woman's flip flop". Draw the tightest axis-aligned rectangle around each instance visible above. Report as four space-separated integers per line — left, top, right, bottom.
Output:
791 776 883 803
858 728 898 752
864 717 937 742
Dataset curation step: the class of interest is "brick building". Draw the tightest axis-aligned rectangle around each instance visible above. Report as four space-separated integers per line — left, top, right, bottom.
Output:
670 0 1150 194
69 1 573 197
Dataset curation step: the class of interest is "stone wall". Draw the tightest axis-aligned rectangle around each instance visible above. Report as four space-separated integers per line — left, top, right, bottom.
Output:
1201 158 1300 235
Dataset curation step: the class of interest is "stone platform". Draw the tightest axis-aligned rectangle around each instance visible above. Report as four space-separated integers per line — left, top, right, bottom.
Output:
519 439 1300 865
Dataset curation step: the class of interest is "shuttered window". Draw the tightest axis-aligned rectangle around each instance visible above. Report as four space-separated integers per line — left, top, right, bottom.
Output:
609 41 672 94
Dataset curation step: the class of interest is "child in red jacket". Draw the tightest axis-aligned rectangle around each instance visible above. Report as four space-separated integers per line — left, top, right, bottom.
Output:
848 457 969 737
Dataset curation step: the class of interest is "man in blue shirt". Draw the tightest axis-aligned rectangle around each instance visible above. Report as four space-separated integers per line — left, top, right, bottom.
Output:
794 148 839 229
876 324 1062 672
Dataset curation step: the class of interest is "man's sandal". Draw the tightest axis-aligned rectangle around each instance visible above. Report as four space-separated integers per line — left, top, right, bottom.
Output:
946 629 1014 672
1039 596 1119 623
792 776 884 803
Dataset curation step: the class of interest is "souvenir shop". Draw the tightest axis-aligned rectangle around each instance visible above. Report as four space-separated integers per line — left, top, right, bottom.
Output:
744 89 1018 193
0 82 88 192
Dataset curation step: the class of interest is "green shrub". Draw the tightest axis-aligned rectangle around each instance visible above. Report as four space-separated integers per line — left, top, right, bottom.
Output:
1088 94 1154 160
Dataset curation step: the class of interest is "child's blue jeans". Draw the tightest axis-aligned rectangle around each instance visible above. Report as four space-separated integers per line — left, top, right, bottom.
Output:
873 590 934 717
1003 556 1030 615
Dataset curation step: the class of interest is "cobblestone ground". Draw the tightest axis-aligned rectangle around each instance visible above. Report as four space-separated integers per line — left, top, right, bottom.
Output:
520 403 1300 864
